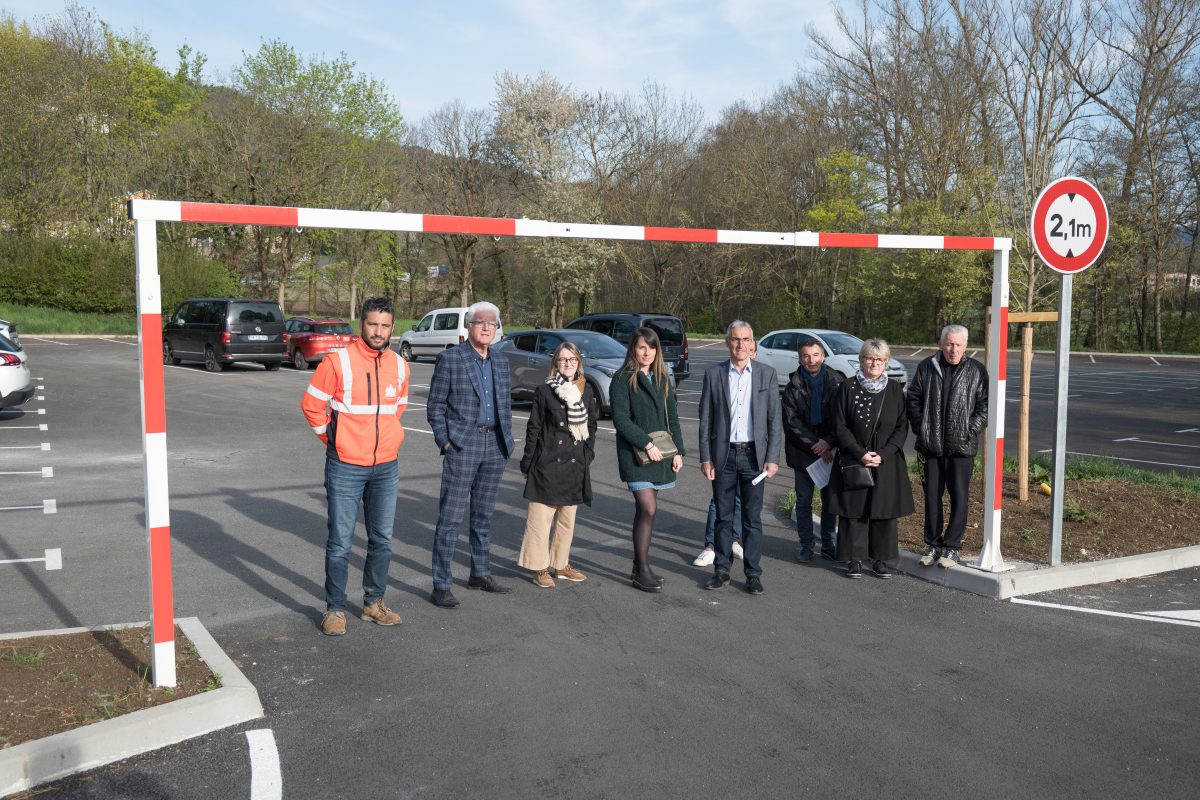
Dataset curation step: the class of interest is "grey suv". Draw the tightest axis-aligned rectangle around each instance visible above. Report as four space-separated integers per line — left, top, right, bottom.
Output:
565 312 690 383
163 298 286 372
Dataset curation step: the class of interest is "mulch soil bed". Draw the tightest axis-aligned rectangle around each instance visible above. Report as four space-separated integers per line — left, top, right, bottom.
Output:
1 625 217 750
896 474 1200 564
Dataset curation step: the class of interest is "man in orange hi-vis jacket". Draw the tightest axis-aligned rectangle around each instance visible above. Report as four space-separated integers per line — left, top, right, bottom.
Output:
301 297 410 637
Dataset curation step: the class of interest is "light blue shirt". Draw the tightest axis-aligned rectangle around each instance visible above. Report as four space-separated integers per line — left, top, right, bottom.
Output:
727 360 753 443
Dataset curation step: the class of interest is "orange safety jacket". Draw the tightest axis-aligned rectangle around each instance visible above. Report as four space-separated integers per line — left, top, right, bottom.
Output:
301 338 410 466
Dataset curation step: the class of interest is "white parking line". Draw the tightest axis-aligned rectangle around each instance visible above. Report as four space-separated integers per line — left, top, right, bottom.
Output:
1113 437 1200 450
1150 356 1163 366
23 337 72 346
0 548 62 570
0 424 48 431
1177 428 1199 433
0 442 50 451
1036 449 1198 470
0 499 56 514
245 729 283 800
1011 598 1200 629
95 337 137 346
691 341 726 349
1088 354 1096 363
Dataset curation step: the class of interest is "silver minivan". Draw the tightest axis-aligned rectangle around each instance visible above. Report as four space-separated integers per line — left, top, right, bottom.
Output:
399 307 503 362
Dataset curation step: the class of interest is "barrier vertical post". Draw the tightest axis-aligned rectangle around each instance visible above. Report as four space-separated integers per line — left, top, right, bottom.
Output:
133 216 176 687
976 246 1010 572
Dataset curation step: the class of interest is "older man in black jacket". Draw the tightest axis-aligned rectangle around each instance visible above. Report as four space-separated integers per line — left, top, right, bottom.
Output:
905 324 988 568
781 339 844 563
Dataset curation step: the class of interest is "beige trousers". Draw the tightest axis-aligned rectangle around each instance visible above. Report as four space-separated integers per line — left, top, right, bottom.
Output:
517 501 578 571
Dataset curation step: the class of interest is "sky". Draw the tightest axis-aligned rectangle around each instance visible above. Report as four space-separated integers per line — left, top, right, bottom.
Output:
2 0 840 124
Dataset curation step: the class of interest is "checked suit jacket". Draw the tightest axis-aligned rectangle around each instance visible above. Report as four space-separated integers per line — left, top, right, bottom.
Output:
427 341 516 458
698 359 783 471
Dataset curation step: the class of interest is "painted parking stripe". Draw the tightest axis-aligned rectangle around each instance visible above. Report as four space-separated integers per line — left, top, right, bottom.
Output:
1011 598 1200 629
95 337 138 346
1113 437 1200 450
0 424 48 431
245 729 283 800
0 499 56 513
1036 449 1198 471
0 548 62 570
0 467 53 477
0 442 50 451
23 337 72 346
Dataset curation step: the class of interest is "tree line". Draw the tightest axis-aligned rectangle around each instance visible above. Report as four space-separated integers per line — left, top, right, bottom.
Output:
1 1 1197 350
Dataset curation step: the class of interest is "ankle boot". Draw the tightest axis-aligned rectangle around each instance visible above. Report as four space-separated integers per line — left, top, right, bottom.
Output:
631 562 663 593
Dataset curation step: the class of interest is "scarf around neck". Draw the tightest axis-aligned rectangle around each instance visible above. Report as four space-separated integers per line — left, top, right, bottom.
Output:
547 371 589 442
856 369 888 394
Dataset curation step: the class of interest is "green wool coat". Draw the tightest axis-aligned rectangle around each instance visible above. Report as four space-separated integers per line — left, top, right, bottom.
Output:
610 368 686 484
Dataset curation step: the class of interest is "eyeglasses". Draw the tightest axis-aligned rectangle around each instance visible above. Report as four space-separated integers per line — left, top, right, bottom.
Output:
468 320 498 329
861 356 887 364
555 357 579 365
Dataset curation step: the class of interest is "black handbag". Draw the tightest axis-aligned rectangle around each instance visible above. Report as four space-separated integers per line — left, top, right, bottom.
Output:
837 380 881 490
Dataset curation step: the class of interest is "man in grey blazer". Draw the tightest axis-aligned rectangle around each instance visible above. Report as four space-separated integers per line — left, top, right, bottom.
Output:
699 321 783 594
427 301 516 608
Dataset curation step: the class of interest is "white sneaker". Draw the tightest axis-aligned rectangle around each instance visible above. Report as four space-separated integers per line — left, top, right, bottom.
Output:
693 548 716 567
732 541 745 560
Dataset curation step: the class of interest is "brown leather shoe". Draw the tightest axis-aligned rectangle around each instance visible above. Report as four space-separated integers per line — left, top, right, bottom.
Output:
361 600 401 626
555 564 587 583
532 569 555 589
320 610 347 636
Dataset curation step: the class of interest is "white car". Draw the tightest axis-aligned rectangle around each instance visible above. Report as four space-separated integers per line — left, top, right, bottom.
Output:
756 328 908 389
0 318 18 348
0 333 35 410
398 307 504 362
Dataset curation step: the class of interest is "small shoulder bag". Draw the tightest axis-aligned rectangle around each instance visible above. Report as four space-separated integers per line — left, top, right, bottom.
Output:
634 380 679 466
838 382 881 490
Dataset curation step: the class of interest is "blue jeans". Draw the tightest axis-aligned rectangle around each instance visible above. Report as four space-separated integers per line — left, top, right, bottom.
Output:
704 493 742 549
324 457 399 611
712 446 765 577
795 463 837 554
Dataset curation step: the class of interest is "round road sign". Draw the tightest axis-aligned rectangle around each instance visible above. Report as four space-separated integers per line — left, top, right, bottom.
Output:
1030 176 1108 274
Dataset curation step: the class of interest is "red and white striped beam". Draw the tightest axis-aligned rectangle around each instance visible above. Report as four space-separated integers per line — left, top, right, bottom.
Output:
127 198 1012 670
129 200 1010 252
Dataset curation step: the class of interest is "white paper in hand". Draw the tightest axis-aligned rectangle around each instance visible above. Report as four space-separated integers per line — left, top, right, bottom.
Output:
751 469 771 486
806 458 833 490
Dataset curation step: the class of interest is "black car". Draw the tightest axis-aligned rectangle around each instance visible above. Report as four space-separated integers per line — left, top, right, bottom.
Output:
163 298 287 372
564 312 690 383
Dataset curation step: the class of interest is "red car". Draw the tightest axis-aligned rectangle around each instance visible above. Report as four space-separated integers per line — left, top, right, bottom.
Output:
284 317 358 369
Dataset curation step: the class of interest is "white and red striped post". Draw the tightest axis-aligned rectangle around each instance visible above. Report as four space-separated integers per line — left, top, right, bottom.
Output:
978 247 1010 572
128 200 1013 633
133 214 175 687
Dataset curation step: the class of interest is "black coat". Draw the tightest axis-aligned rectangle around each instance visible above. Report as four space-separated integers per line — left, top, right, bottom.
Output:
610 369 685 484
781 365 844 468
520 382 598 506
827 378 915 520
906 355 988 457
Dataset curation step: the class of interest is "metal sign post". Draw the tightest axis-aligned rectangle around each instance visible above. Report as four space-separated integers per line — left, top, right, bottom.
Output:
1029 177 1109 567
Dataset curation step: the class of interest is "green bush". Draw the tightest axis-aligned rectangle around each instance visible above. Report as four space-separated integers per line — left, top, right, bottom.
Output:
0 234 237 315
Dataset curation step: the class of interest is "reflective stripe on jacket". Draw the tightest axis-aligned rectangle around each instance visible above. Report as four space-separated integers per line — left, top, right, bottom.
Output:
301 338 410 466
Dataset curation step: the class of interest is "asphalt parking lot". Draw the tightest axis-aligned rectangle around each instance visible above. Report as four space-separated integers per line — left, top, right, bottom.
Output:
2 337 1199 799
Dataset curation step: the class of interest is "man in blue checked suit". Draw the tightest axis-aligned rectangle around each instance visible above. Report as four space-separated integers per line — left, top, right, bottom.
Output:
427 301 516 608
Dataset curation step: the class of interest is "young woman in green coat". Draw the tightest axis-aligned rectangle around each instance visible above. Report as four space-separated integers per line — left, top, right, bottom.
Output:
609 327 685 592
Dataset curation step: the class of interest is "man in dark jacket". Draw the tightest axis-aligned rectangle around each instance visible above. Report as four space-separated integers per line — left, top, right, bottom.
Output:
781 339 844 562
905 324 988 568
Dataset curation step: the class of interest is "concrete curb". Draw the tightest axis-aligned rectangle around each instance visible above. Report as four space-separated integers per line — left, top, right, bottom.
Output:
895 543 1200 599
0 617 263 798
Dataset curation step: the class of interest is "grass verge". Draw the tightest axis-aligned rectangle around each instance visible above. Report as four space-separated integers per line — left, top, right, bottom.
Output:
0 303 136 336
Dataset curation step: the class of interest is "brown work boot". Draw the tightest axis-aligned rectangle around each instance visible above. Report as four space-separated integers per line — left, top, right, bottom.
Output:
320 610 347 636
361 600 401 626
532 569 555 588
555 564 587 583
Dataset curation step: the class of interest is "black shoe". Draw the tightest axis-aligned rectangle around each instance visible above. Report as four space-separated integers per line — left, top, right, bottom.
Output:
746 576 764 595
704 572 730 591
631 563 663 593
467 575 512 593
846 561 863 579
430 588 460 608
872 560 892 579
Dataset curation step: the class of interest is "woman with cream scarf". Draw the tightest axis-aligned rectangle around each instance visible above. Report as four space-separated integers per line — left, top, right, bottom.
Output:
517 340 599 588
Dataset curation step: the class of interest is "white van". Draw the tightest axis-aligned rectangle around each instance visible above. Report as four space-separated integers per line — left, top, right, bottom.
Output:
399 307 504 362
